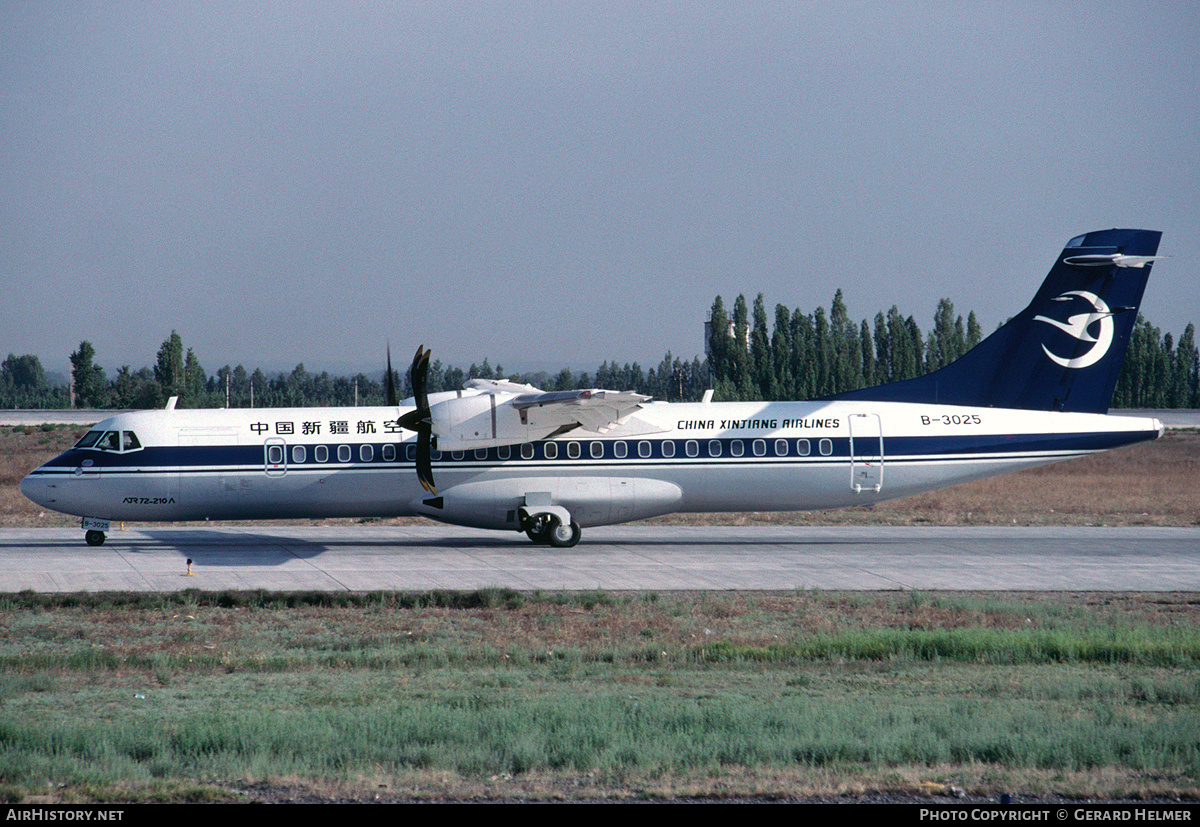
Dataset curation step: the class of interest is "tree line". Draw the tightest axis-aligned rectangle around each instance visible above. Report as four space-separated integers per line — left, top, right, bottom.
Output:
1 331 709 409
705 292 1198 408
3 296 1197 410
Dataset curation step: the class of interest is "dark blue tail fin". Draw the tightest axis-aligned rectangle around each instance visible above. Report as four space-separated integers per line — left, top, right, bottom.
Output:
828 229 1163 413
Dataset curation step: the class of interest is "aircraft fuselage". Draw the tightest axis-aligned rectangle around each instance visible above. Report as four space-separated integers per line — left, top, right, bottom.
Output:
20 399 1162 531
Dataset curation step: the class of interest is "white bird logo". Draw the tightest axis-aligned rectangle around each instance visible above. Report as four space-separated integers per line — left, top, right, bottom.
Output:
1033 291 1114 369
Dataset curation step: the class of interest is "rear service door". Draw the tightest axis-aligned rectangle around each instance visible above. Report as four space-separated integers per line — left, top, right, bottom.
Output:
848 413 884 493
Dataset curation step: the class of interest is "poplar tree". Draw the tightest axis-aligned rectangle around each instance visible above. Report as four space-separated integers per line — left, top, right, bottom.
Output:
771 303 793 399
70 341 107 408
750 294 772 399
154 331 184 401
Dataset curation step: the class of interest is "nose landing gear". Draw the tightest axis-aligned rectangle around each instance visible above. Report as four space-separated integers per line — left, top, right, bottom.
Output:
81 517 111 547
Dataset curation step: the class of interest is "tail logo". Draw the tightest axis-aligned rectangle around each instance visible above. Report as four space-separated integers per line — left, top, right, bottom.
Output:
1034 290 1114 369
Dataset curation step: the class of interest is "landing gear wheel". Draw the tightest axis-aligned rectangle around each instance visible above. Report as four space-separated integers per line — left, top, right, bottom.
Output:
85 530 105 547
548 519 582 548
524 514 553 544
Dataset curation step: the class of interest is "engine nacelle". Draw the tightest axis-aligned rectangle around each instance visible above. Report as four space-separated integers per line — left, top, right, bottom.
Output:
429 393 542 450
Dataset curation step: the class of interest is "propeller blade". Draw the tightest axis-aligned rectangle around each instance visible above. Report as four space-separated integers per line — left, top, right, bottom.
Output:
400 345 435 495
417 427 436 494
410 345 430 411
386 345 398 407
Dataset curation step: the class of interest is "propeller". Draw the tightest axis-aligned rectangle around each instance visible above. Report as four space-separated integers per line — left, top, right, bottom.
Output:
397 346 436 494
385 344 398 407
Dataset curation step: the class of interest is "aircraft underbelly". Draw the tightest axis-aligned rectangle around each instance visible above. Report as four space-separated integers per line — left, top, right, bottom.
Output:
252 469 408 519
157 467 411 520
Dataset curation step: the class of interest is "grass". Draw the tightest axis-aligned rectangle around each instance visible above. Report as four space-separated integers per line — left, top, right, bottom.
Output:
0 590 1198 802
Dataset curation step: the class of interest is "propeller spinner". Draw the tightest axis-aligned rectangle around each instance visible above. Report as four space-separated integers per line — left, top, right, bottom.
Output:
397 346 436 494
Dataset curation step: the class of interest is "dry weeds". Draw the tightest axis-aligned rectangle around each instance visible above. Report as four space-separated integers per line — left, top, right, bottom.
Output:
13 591 1200 666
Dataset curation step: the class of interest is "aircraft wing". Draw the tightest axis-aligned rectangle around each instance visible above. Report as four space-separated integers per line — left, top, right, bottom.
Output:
427 386 655 450
511 390 651 433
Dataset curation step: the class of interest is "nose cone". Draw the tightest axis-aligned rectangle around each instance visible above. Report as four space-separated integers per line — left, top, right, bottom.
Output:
20 467 53 509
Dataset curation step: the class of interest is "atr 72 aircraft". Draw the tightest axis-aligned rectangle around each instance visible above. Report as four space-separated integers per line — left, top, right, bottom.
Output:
23 228 1165 548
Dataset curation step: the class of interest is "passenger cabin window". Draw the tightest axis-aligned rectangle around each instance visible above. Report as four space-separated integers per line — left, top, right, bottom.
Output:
775 439 788 456
685 440 698 457
360 445 374 462
797 439 811 456
568 442 581 459
730 440 743 457
590 441 603 458
819 438 833 456
614 441 627 459
544 442 558 459
498 445 511 460
752 439 766 457
337 445 351 462
638 441 651 458
292 445 307 463
383 444 396 462
661 441 675 458
521 444 534 460
475 448 487 460
315 445 329 462
708 440 722 457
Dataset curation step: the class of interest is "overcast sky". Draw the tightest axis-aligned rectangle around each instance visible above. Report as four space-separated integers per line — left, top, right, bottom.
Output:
3 1 1198 380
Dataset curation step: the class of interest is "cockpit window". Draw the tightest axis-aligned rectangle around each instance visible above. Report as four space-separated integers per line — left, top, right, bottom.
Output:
74 430 103 449
74 429 142 452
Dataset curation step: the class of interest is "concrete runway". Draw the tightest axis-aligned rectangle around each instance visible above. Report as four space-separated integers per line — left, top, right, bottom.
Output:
1 525 1197 592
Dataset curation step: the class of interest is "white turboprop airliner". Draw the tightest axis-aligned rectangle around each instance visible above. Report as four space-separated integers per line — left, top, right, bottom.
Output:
23 229 1166 548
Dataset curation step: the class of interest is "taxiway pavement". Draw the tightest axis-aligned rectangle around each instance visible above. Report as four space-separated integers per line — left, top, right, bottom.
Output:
1 525 1196 592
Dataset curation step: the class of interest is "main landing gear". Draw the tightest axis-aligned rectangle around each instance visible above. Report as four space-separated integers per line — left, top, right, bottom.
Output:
85 530 106 546
522 512 582 548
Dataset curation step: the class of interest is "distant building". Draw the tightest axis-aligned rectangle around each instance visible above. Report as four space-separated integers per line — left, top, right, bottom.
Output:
704 313 748 358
